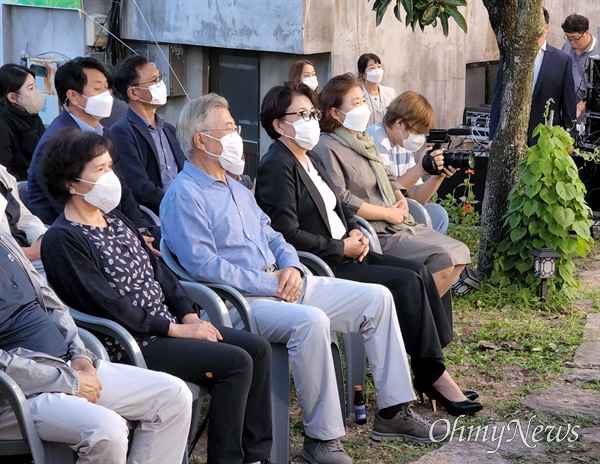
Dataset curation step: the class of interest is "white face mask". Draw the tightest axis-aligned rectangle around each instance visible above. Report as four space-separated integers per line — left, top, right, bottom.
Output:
16 89 45 114
281 117 321 150
399 126 426 153
365 68 384 84
134 81 168 106
78 90 114 119
302 76 319 91
74 171 122 213
204 131 245 175
337 104 372 132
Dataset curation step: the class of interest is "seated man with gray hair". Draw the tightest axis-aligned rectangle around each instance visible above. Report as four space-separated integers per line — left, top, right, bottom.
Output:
0 230 192 463
160 93 446 464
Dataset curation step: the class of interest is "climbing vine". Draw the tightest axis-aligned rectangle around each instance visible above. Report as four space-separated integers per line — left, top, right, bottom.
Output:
490 114 593 307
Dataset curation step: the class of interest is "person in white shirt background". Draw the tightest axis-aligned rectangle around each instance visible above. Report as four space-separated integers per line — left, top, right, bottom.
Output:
367 91 456 234
358 53 397 126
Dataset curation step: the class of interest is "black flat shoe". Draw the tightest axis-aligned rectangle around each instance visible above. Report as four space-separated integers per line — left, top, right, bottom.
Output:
418 386 483 416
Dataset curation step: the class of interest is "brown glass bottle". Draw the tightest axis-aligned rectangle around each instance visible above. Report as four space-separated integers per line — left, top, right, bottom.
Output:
353 385 367 425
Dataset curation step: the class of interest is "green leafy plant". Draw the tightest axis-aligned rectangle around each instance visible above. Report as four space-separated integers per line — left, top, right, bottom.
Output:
439 169 481 257
490 113 593 307
370 0 467 36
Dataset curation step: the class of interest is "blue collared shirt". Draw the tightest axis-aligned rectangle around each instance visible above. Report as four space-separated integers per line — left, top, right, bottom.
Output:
160 161 301 296
68 111 104 135
130 110 178 191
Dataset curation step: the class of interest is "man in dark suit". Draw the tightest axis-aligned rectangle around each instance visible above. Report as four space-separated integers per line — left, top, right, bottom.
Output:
489 7 577 146
111 55 185 214
26 57 158 241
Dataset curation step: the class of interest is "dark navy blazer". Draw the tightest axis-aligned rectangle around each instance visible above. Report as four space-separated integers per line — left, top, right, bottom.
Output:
110 109 185 213
26 110 153 232
489 44 576 146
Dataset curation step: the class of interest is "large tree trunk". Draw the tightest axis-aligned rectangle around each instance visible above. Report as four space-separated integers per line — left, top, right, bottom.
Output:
478 0 545 275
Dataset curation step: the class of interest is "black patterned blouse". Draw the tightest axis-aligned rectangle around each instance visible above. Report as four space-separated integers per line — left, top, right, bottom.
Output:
70 214 177 360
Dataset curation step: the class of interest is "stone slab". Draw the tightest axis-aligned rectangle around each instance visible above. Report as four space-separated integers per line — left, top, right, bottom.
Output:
412 419 548 463
573 342 600 367
522 382 600 420
584 314 600 341
563 368 600 384
579 426 600 444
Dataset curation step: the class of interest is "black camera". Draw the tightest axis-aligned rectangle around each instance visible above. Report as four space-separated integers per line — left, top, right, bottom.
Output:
422 150 475 175
421 128 476 175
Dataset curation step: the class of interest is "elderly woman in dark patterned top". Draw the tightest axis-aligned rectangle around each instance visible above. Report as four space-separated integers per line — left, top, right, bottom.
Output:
40 128 273 464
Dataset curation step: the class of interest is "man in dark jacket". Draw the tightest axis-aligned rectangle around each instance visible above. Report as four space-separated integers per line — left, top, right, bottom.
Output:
26 57 159 242
489 7 577 146
111 55 185 214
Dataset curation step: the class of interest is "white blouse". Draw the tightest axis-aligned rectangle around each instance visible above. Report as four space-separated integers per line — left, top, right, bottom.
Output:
299 158 347 240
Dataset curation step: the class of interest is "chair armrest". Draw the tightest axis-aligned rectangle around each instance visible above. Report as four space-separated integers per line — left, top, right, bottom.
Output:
297 251 335 278
353 215 383 254
77 328 109 360
139 205 161 226
69 308 147 368
202 283 259 335
160 238 194 281
0 371 46 462
179 281 233 328
406 198 432 228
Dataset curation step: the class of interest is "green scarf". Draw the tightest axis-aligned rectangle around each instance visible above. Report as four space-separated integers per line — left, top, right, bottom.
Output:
329 128 415 233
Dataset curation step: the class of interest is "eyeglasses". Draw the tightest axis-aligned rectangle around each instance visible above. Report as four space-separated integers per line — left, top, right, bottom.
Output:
281 109 322 122
202 125 242 135
563 33 585 44
131 73 166 88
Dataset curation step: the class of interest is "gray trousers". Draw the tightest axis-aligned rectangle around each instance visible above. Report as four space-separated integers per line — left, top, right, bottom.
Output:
244 275 414 441
0 360 193 464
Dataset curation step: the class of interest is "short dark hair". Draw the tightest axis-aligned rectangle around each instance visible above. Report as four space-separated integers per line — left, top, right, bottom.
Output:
561 14 589 34
112 54 149 103
288 60 314 83
542 7 549 25
0 64 35 106
43 128 113 204
55 57 109 106
357 53 381 76
318 73 360 133
260 81 317 140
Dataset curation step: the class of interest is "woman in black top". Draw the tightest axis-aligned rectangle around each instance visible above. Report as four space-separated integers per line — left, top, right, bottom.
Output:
256 82 482 417
41 128 272 464
0 64 46 181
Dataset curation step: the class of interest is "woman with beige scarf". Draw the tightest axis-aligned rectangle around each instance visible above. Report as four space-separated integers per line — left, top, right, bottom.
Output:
312 73 471 299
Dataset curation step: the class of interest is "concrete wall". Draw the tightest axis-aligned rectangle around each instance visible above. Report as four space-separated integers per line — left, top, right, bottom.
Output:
0 1 110 64
121 0 305 54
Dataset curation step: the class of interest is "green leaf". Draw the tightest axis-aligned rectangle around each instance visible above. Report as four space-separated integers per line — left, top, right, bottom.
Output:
393 2 402 22
439 10 449 36
401 0 414 23
526 181 542 198
572 220 592 239
553 206 575 229
421 3 439 25
508 214 521 228
374 0 394 25
415 0 430 10
442 0 467 6
510 227 527 242
523 199 538 217
445 5 467 33
539 187 558 204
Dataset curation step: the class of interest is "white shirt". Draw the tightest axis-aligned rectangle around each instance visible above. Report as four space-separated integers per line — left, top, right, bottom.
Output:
299 158 347 240
533 41 547 92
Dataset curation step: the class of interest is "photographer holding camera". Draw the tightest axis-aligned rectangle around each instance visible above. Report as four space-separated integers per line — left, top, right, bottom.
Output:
367 91 457 234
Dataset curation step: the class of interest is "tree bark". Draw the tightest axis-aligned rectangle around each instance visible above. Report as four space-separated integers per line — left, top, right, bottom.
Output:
477 0 545 275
